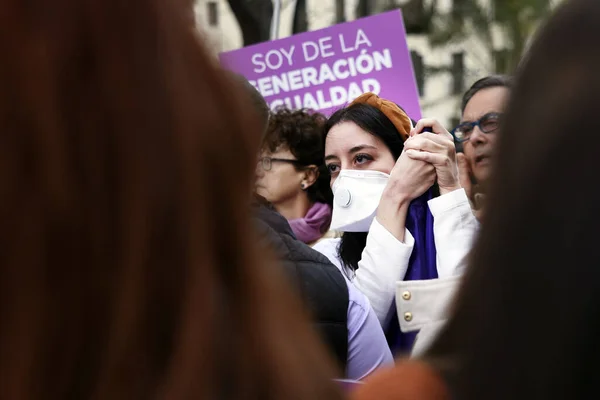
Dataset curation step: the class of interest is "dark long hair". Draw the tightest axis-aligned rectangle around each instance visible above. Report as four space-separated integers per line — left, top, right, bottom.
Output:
0 0 342 398
425 0 600 399
324 103 405 272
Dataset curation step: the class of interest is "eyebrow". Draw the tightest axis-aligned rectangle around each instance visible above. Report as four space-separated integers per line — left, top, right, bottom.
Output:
349 144 377 153
325 144 377 162
461 111 502 123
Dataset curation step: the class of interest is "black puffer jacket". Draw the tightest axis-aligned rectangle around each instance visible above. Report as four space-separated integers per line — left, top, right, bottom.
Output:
254 202 349 369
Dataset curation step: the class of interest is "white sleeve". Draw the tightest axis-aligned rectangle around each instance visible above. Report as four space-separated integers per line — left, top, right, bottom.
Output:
428 188 479 278
395 276 461 356
396 276 461 332
353 218 415 327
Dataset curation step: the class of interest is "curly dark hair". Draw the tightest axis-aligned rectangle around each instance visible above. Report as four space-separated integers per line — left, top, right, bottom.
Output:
262 108 333 205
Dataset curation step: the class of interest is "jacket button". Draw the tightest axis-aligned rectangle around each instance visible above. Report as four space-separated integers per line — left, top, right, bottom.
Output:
404 312 413 322
401 291 411 300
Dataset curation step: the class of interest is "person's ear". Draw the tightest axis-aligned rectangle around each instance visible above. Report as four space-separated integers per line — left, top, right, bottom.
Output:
300 165 319 190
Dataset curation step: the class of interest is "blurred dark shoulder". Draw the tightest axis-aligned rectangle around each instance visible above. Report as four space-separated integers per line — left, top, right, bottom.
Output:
251 193 350 369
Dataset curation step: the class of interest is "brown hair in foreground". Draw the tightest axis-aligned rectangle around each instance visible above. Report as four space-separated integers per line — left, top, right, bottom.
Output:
0 0 342 398
426 0 600 399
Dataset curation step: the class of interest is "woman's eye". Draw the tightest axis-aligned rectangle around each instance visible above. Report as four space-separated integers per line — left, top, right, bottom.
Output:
354 154 372 165
327 164 339 174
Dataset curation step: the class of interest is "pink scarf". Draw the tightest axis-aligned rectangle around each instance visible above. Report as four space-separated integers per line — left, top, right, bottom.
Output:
288 202 332 244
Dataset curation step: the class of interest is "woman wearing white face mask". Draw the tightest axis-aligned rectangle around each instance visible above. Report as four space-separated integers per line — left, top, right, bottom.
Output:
313 93 479 354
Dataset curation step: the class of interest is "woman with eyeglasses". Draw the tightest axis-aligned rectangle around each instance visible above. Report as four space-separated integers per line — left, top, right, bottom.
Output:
256 108 336 246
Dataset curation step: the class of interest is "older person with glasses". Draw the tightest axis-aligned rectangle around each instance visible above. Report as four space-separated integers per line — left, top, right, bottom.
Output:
258 156 305 171
452 76 512 221
255 107 335 246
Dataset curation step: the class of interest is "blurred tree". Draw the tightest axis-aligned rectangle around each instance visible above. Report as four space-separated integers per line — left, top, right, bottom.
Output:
226 0 273 45
429 0 554 73
356 0 436 34
293 0 309 33
399 0 436 34
335 0 346 23
355 0 371 18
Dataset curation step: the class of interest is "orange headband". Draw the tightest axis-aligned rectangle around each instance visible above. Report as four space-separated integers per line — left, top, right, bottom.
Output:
349 93 413 142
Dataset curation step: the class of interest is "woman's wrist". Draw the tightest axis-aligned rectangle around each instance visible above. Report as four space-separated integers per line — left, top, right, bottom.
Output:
376 190 410 242
380 185 412 209
438 183 462 196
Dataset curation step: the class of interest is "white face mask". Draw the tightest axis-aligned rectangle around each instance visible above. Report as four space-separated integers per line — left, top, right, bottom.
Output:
330 169 390 232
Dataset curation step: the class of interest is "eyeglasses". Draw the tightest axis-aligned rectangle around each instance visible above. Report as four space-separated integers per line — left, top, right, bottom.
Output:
452 112 503 143
258 156 303 171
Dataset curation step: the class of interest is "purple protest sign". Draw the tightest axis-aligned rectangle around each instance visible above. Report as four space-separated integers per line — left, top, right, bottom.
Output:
219 10 421 119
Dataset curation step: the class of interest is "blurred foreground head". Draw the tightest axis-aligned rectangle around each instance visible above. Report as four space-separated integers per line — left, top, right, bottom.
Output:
427 0 600 399
227 72 271 136
0 0 341 398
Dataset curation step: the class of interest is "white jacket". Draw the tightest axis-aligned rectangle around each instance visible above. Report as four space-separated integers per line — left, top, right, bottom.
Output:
313 188 478 331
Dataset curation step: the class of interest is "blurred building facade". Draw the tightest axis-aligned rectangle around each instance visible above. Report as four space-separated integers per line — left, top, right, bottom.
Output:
194 0 553 127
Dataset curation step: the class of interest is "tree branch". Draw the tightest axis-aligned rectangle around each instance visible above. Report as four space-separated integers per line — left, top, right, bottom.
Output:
226 0 273 46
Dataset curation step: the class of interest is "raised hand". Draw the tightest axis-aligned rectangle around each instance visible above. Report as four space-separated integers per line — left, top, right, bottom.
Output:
376 152 436 241
404 118 460 195
457 152 484 221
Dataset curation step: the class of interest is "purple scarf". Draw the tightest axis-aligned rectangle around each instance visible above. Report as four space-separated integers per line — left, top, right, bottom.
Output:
384 187 438 354
288 202 332 244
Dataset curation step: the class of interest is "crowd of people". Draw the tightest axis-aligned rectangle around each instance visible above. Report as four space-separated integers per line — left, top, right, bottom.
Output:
3 0 600 398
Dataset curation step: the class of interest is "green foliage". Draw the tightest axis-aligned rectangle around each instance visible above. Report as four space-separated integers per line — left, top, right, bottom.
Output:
428 0 555 73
